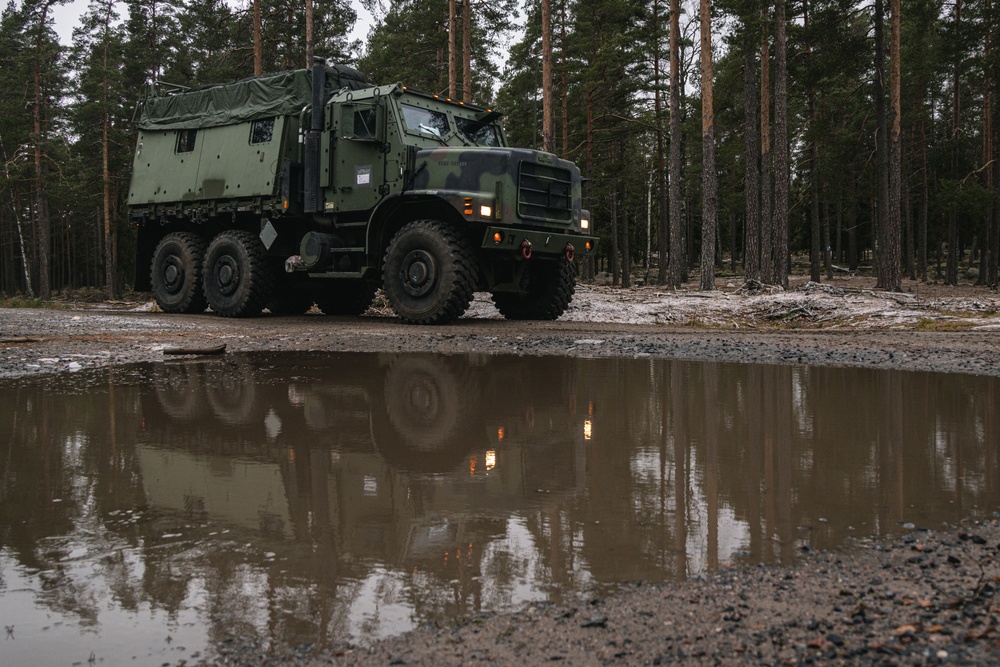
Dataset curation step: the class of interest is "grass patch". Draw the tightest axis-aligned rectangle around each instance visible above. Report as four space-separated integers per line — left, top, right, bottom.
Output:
916 318 969 331
0 296 60 309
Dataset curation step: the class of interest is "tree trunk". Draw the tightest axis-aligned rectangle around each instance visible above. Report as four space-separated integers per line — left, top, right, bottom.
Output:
305 0 314 67
449 0 457 98
253 0 262 76
773 0 789 287
760 12 774 284
699 0 716 291
879 0 903 291
542 0 553 153
462 0 472 102
947 0 962 285
33 1 53 301
806 0 820 283
102 19 115 299
561 0 569 158
919 116 929 281
668 0 683 288
655 0 669 285
743 28 761 282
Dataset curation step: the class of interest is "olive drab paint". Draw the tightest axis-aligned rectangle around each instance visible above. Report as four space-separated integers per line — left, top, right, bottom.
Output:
129 59 597 324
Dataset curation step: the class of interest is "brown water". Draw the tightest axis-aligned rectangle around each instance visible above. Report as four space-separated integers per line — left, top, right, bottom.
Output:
1 352 997 664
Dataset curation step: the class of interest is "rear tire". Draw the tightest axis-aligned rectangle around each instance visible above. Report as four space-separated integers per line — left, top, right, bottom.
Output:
203 230 274 317
150 232 207 313
492 258 576 320
383 220 477 325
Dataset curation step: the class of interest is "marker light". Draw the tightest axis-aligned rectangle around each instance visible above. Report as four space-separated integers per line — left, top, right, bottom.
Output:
493 231 504 244
463 197 473 215
585 241 593 251
480 205 492 218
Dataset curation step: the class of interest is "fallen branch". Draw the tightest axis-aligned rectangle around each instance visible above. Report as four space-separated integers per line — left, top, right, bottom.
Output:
163 343 227 356
0 337 39 344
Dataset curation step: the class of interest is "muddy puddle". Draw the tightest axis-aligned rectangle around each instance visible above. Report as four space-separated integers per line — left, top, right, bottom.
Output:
1 352 998 664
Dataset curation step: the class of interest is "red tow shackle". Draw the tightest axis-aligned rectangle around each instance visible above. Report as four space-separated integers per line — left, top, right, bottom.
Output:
564 243 575 262
521 240 532 259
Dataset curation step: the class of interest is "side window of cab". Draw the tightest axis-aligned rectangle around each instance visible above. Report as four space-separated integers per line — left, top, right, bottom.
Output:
251 118 275 144
175 129 197 153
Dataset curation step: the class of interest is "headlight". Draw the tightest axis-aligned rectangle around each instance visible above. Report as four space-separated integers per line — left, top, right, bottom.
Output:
581 218 590 230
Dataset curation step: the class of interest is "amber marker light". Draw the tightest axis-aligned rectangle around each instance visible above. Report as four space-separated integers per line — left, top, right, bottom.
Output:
585 241 593 251
463 197 473 215
493 231 504 244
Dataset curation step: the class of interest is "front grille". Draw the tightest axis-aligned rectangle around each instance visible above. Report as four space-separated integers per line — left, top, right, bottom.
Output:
517 161 573 224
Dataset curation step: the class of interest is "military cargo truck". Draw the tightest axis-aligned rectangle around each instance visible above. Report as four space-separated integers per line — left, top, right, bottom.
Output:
129 60 597 324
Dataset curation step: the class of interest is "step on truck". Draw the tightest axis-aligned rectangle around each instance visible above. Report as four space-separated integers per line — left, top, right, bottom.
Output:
129 59 597 324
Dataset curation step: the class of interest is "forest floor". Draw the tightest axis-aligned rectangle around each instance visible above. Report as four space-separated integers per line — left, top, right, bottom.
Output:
2 272 1000 665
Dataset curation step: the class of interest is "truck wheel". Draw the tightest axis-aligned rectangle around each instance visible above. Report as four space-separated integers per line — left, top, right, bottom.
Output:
491 258 576 320
383 220 477 325
315 280 377 316
150 232 208 313
203 230 274 317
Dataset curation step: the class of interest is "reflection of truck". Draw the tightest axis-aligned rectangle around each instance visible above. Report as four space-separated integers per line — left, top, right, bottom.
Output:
129 60 597 324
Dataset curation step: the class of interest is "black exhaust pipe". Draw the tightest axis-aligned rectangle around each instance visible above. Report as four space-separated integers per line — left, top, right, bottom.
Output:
303 58 325 213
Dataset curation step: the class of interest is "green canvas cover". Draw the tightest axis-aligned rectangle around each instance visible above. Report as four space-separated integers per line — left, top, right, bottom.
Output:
138 65 367 131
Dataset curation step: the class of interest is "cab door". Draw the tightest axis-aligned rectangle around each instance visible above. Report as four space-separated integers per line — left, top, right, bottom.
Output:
328 102 385 213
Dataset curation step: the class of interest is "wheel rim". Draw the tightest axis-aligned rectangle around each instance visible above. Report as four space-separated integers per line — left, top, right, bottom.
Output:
162 256 184 293
400 249 437 297
215 256 240 296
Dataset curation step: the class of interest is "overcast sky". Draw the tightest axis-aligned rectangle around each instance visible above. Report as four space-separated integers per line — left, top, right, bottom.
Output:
48 0 374 50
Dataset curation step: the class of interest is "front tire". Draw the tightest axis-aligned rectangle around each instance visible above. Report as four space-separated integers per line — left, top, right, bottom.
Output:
383 220 477 325
492 258 576 320
150 232 207 313
203 230 274 317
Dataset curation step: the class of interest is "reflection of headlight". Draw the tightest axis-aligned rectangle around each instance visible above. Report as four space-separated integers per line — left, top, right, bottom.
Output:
486 450 496 471
584 420 592 441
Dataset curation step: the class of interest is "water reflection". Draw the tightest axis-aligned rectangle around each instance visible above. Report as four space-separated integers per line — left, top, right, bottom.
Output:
0 354 997 663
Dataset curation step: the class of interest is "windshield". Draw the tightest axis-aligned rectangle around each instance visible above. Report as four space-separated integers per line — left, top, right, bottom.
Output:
400 102 504 147
455 117 501 147
401 104 450 139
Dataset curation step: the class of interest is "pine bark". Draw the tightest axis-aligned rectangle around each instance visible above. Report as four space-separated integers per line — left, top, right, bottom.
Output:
655 0 669 285
743 29 760 283
449 0 457 98
462 0 472 102
667 0 683 288
542 0 553 153
882 0 902 290
773 0 789 287
760 13 774 284
33 0 53 300
699 0 716 290
253 0 262 76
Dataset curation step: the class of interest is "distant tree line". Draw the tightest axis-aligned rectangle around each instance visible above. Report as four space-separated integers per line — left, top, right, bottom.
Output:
2 0 997 298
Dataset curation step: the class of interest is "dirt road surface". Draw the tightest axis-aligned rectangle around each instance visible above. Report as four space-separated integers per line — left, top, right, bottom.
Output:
2 275 1000 665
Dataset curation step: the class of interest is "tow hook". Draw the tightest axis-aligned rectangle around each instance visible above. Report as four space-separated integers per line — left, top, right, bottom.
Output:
284 255 303 273
521 240 532 259
565 243 575 262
